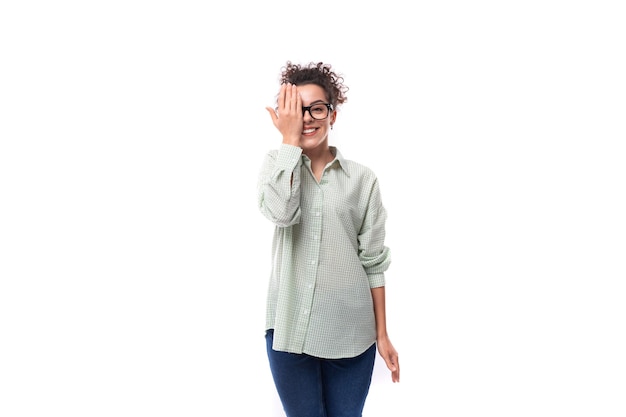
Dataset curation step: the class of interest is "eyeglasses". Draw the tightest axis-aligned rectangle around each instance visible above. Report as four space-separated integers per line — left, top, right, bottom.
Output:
302 103 333 120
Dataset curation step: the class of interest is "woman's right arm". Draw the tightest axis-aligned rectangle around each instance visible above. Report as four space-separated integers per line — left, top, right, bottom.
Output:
259 83 304 227
257 144 303 227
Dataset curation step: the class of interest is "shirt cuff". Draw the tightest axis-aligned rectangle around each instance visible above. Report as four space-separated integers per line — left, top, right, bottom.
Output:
368 273 386 288
276 144 303 170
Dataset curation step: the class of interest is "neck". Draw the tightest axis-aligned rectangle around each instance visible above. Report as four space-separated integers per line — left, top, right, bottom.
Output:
304 146 334 181
304 144 333 162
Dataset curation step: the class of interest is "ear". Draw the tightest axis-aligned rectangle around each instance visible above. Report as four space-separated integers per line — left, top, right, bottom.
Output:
331 110 337 125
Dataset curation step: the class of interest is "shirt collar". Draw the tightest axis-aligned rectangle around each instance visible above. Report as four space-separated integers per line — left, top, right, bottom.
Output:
329 147 350 177
301 147 350 177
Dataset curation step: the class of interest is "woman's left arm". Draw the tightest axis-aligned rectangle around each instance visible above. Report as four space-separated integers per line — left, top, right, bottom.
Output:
372 286 400 383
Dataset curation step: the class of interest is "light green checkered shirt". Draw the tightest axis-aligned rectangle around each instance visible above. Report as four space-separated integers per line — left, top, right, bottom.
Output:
258 144 391 359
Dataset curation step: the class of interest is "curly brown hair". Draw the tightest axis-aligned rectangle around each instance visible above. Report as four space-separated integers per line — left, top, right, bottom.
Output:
278 61 349 108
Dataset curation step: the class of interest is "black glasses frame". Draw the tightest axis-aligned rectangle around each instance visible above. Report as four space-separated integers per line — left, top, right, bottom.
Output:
302 103 334 120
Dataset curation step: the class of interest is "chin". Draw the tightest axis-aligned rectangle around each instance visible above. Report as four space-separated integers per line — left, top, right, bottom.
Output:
301 140 324 150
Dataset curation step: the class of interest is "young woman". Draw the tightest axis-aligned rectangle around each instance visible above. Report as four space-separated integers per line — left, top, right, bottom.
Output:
258 61 399 417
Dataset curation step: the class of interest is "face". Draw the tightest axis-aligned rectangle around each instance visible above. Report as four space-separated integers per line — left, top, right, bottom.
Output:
297 84 336 153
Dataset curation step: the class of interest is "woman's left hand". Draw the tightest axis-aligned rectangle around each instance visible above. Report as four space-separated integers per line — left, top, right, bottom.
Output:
377 335 400 382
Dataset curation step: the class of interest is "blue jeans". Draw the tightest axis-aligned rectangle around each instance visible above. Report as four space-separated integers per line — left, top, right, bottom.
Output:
265 329 376 417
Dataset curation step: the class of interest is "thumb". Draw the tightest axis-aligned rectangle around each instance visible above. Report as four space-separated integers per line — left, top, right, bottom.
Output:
382 350 398 372
265 107 279 127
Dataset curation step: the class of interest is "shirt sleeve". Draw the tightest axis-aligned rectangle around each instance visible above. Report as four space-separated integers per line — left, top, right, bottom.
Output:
257 144 303 227
358 177 391 288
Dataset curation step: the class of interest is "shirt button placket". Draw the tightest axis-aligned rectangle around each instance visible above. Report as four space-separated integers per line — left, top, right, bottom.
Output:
302 185 323 327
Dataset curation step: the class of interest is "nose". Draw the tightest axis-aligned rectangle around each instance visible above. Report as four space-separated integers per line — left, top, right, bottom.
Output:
302 108 314 122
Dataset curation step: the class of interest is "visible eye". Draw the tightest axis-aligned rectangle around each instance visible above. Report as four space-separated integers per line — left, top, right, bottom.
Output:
310 105 326 114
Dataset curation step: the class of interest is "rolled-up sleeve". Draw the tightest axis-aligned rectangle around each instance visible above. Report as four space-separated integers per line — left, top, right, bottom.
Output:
258 144 303 227
358 178 391 288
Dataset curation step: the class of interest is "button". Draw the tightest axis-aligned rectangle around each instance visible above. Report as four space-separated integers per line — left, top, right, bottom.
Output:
310 260 316 265
303 309 309 315
308 284 313 289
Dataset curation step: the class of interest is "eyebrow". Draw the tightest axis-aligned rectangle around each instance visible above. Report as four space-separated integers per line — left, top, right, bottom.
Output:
304 100 327 106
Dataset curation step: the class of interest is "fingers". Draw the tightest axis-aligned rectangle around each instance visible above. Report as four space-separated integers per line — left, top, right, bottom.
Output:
270 83 303 142
384 350 400 383
278 83 299 115
276 83 286 110
389 359 400 383
294 84 302 111
391 358 400 383
284 83 294 111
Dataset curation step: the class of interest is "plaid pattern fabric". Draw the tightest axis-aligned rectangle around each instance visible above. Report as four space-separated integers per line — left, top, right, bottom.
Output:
258 145 391 359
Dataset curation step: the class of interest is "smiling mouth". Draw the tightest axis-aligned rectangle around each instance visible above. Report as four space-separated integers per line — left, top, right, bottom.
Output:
303 128 316 134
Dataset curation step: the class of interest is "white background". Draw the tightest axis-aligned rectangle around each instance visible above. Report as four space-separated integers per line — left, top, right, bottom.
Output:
1 1 625 416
